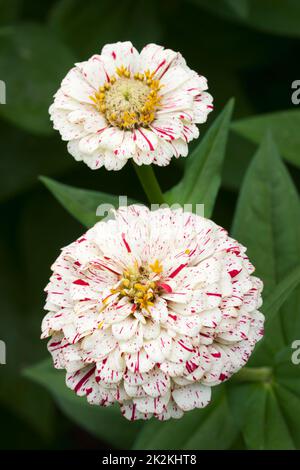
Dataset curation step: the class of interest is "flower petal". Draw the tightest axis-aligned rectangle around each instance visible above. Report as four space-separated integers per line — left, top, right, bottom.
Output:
172 383 211 411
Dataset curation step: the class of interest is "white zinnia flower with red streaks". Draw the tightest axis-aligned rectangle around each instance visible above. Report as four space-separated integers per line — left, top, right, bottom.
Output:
42 205 264 420
49 41 213 171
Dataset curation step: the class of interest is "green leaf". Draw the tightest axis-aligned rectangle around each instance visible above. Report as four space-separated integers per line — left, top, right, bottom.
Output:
263 264 300 322
40 176 138 228
0 0 22 26
0 238 55 440
231 111 300 169
228 382 296 449
165 99 234 218
133 388 238 450
24 358 142 448
228 134 300 449
190 0 249 20
253 265 300 358
0 120 75 202
0 23 74 134
228 347 300 449
225 0 249 18
232 133 300 357
48 0 162 58
193 0 300 38
274 384 300 446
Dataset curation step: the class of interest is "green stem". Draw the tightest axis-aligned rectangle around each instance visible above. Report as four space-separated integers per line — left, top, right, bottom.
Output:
232 366 273 383
133 163 165 205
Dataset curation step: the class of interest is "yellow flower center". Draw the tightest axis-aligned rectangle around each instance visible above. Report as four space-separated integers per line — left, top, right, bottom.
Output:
90 66 162 130
111 260 163 312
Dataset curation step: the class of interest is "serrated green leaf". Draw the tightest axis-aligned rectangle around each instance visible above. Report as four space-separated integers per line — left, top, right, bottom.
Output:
132 388 238 450
24 358 142 448
165 99 234 218
40 176 138 228
231 111 300 169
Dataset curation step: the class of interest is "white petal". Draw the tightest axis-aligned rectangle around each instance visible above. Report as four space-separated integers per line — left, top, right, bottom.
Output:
142 368 170 397
165 336 195 363
101 41 139 73
125 348 155 373
61 67 95 103
169 138 188 158
160 66 191 94
148 298 168 323
121 401 152 421
81 329 117 360
103 300 133 324
99 127 124 150
172 383 211 411
87 383 115 406
76 55 107 89
114 131 136 158
144 331 172 362
143 319 161 340
50 108 88 141
104 150 127 171
133 389 171 414
66 365 96 397
112 317 139 341
193 92 214 123
155 399 184 420
119 323 143 353
124 381 147 397
134 128 158 152
150 117 182 141
139 44 177 78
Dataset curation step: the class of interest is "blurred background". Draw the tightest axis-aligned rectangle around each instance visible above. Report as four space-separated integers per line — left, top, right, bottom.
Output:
1 0 300 449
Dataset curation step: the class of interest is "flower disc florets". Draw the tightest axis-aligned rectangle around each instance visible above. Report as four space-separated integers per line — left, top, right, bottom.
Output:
91 68 162 130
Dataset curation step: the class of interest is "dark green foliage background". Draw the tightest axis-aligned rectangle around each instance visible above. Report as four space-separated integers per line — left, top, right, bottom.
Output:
1 0 300 450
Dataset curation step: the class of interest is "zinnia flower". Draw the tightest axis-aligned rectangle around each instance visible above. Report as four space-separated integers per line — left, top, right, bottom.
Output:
42 205 264 420
49 41 213 170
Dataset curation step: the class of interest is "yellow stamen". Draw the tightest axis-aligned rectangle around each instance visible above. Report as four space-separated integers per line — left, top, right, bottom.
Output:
134 283 147 292
110 260 164 313
89 64 162 130
149 259 163 274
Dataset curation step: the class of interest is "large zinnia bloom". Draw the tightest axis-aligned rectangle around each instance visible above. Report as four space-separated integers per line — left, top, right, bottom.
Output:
49 42 213 170
42 206 264 420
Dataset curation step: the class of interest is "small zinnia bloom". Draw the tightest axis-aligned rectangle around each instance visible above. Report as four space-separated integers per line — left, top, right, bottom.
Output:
49 42 213 170
42 206 264 420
